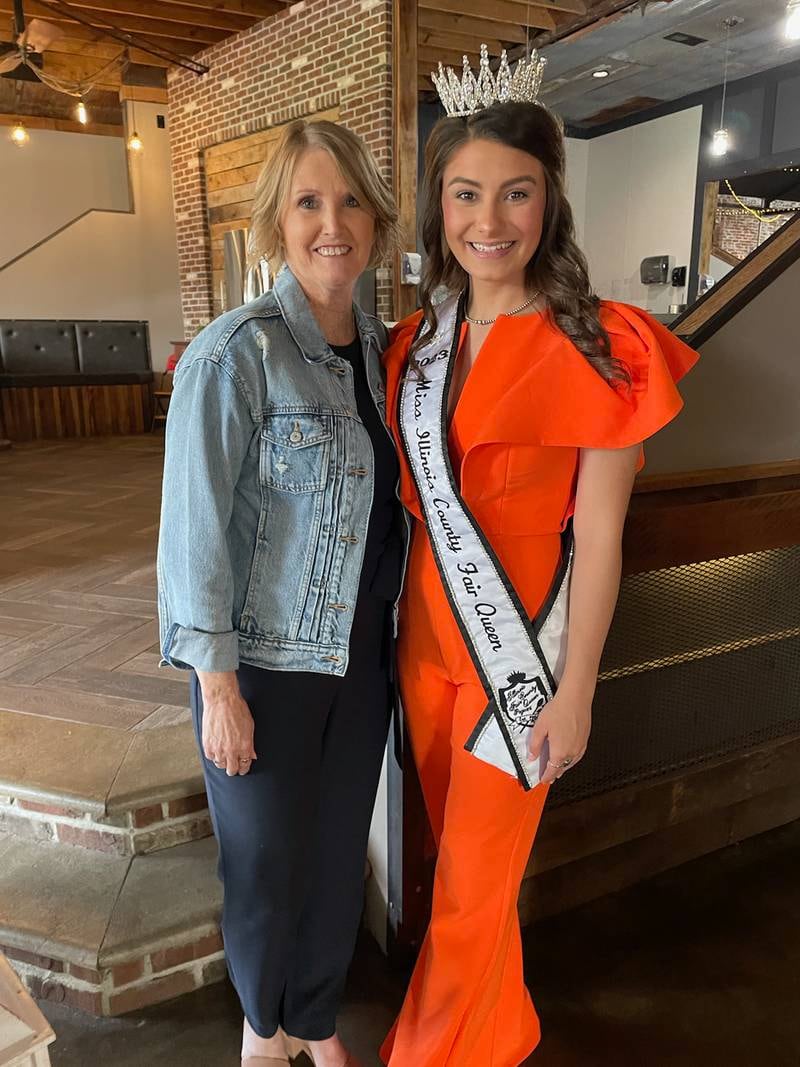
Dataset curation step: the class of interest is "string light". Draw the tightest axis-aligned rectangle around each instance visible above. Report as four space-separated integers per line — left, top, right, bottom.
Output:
786 0 800 41
76 99 89 125
723 180 794 224
10 121 29 146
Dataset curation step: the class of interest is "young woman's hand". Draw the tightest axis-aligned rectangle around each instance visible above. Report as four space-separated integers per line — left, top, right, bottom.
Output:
196 671 257 776
527 683 592 786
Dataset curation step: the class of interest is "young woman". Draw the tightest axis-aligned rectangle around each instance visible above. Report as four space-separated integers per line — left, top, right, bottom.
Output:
379 99 698 1066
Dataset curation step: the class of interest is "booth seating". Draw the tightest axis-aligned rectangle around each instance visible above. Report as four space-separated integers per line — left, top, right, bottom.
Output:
0 319 154 441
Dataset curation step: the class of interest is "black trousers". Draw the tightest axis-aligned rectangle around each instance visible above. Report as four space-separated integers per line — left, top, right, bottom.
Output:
190 592 392 1039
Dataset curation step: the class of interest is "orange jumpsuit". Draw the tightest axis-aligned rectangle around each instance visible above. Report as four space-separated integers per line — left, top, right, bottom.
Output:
379 303 699 1067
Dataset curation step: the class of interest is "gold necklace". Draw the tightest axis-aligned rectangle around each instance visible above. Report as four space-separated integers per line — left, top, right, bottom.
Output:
464 291 540 326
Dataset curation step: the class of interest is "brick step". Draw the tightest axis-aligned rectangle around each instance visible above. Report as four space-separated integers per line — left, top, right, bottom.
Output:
0 711 210 855
0 831 224 1017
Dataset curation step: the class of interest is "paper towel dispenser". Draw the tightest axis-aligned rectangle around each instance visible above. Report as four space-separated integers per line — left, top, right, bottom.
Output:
640 255 671 285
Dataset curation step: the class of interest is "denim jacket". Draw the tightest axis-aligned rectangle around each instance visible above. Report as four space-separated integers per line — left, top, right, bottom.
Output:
157 266 408 676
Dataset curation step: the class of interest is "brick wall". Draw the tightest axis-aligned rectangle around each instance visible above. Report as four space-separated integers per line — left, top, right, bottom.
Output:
714 195 799 260
167 0 393 335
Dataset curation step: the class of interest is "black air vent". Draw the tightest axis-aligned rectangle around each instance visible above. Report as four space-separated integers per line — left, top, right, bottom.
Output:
664 31 708 46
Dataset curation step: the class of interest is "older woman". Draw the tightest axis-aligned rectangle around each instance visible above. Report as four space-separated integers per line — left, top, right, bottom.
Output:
157 119 404 1067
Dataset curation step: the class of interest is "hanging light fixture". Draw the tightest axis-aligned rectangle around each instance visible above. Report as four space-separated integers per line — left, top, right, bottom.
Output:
711 17 740 158
76 98 89 125
10 120 30 146
711 128 730 157
786 0 800 40
126 98 143 153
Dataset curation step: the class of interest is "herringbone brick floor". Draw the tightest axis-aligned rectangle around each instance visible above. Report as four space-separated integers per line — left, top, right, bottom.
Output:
0 437 189 731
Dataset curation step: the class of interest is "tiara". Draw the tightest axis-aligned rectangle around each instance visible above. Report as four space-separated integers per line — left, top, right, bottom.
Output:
431 43 547 118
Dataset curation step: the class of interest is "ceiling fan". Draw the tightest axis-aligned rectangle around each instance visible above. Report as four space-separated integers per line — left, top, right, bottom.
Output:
0 0 64 79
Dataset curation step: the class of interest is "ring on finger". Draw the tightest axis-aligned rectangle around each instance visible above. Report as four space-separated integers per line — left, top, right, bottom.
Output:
547 756 575 770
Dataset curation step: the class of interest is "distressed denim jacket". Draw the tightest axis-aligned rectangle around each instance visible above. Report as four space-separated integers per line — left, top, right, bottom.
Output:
157 266 408 676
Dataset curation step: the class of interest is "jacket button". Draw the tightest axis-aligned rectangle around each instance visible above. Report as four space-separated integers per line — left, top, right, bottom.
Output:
289 420 303 444
340 535 359 544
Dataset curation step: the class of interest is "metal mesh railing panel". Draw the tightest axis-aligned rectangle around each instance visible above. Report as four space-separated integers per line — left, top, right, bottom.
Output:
550 546 800 806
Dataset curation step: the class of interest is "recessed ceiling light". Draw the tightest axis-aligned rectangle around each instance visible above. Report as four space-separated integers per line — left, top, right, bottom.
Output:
592 68 610 78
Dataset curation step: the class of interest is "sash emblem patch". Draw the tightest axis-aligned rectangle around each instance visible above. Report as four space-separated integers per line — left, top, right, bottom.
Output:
499 672 548 734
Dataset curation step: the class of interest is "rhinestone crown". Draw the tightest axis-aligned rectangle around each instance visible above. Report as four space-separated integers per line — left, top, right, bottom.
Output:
431 43 547 118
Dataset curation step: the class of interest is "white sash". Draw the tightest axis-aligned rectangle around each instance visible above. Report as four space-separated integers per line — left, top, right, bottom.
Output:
398 294 572 790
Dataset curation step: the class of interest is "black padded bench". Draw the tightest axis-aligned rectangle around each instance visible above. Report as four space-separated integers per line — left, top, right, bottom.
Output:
0 319 155 441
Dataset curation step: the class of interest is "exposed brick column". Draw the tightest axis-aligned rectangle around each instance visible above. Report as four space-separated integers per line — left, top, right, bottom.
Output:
168 0 393 337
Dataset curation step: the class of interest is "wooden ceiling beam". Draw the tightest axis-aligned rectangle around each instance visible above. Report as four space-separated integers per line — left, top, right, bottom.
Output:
0 110 121 134
419 44 487 68
118 83 168 103
418 10 528 45
52 38 173 68
147 0 286 18
418 0 555 33
0 2 230 46
418 29 506 58
0 25 178 66
47 0 259 33
503 0 587 13
40 51 123 89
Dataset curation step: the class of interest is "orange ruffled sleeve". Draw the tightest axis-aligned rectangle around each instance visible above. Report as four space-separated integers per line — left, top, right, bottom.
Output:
525 302 699 461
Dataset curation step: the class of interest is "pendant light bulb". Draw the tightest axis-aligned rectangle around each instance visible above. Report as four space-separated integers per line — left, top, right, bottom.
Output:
76 100 89 125
127 130 143 153
786 1 800 40
711 128 730 157
711 17 738 160
10 121 29 146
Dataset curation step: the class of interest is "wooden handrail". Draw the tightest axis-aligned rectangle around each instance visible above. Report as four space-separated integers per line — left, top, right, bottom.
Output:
634 459 800 494
672 212 800 346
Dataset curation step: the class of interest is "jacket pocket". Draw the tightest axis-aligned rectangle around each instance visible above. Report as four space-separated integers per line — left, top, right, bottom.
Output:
261 412 332 493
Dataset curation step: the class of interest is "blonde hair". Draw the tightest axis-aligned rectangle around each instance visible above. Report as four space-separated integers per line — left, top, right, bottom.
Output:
249 118 402 270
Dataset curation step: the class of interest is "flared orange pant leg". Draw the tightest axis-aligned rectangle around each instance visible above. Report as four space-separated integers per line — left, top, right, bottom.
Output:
381 574 550 1067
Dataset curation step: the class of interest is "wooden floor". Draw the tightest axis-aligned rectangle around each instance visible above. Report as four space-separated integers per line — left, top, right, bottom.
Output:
0 438 189 732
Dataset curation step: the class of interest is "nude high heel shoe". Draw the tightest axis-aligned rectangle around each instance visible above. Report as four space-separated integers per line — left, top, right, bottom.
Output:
284 1035 362 1067
241 1025 290 1065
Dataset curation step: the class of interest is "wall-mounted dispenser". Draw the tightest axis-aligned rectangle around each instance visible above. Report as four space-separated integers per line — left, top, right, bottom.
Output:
671 265 687 288
640 255 671 285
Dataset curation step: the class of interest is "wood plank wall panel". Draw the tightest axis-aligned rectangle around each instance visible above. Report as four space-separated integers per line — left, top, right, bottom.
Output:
0 385 153 442
518 732 800 925
203 109 339 319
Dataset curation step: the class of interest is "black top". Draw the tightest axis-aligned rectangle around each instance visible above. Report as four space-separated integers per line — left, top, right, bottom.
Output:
330 338 403 601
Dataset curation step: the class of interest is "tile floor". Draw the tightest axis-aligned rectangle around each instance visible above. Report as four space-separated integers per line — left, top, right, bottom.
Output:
0 438 188 732
39 818 800 1067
